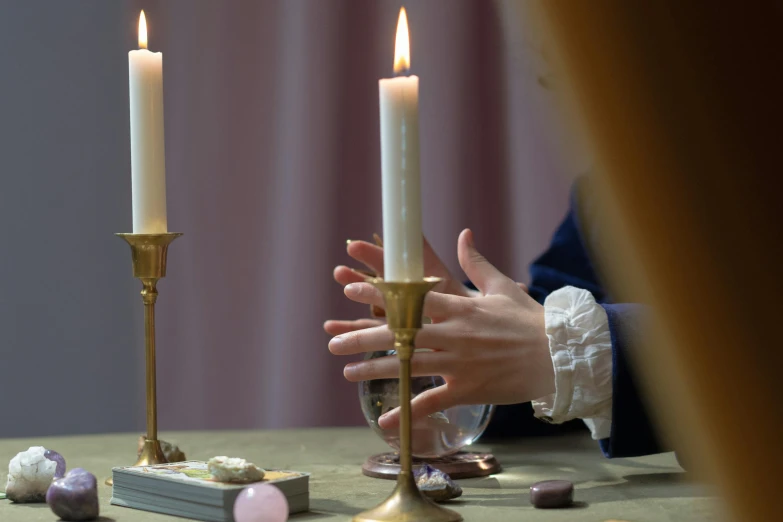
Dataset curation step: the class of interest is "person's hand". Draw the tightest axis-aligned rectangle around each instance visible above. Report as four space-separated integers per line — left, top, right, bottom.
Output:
327 229 555 429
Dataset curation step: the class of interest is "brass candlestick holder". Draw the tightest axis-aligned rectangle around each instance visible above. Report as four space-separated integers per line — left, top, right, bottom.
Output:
354 278 462 522
106 232 182 486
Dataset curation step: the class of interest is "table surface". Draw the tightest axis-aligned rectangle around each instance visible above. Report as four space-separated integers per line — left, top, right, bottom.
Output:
0 428 722 522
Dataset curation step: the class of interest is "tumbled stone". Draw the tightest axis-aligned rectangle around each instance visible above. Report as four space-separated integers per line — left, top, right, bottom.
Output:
530 480 574 508
44 449 66 479
414 464 462 502
233 484 289 522
5 446 58 503
208 456 265 484
137 435 186 463
46 468 99 521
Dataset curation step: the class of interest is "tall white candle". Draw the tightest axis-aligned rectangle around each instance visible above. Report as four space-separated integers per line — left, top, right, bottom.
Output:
379 8 424 282
128 11 167 234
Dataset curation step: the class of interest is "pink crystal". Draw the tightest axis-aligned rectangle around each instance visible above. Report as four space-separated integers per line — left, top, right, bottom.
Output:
233 484 288 522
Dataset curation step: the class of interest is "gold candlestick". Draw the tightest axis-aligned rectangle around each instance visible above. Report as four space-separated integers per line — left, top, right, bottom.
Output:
354 278 462 522
106 232 182 486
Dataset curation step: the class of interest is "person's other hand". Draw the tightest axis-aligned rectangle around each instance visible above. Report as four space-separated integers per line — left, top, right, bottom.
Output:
324 234 529 338
335 236 478 298
328 229 554 429
325 235 478 337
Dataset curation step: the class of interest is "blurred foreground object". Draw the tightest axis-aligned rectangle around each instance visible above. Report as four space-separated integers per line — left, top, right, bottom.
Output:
536 1 783 521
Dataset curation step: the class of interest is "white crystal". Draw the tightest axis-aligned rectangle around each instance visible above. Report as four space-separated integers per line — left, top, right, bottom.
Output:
5 446 57 503
207 456 265 484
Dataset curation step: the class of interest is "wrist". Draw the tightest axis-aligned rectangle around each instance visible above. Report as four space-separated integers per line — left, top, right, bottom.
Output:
531 308 556 398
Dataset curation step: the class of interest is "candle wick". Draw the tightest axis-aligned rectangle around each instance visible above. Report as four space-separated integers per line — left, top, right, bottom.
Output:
395 67 411 78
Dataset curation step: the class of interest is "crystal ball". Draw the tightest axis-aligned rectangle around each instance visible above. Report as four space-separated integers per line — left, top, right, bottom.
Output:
359 350 495 458
233 484 288 522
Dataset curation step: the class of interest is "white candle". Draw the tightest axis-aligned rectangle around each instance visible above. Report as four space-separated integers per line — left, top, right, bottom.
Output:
379 8 424 282
128 11 167 234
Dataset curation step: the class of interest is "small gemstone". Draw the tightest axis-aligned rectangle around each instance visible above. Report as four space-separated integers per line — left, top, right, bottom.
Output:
530 479 574 508
44 449 67 479
5 446 58 503
46 468 99 521
233 484 289 522
208 456 265 484
414 464 462 502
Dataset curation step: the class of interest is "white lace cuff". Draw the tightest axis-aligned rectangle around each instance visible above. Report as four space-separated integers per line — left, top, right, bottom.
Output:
532 286 613 440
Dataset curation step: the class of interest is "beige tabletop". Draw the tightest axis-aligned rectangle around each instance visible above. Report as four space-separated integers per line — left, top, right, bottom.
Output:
0 428 721 522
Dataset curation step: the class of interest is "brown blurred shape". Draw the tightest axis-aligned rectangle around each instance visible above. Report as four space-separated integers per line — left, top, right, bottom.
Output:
538 1 783 521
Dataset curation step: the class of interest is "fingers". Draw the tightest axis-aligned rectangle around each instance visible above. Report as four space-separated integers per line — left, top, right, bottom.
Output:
378 385 457 430
329 321 465 356
346 240 384 277
344 283 468 320
457 229 516 295
333 265 371 287
348 237 450 280
343 352 452 382
329 324 392 355
324 319 385 336
343 282 385 308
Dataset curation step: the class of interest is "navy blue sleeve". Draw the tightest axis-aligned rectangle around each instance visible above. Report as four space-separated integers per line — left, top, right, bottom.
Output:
597 304 665 458
527 196 605 305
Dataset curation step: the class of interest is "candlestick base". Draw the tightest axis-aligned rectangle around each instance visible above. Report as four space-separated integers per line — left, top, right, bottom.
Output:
105 439 167 486
353 472 461 522
136 438 168 466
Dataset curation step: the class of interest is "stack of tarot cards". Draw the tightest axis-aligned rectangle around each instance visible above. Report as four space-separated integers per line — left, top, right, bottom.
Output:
110 461 309 521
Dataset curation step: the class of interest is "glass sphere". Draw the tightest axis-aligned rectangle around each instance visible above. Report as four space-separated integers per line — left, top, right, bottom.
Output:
358 350 495 458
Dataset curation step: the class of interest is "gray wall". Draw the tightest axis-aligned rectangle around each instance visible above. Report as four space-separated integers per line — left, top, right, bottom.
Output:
0 1 143 437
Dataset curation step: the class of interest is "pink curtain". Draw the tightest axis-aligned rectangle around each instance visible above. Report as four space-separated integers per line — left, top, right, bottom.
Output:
132 0 573 430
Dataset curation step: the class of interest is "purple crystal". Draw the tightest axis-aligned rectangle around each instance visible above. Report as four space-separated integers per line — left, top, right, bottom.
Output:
44 449 66 479
46 468 99 521
530 480 574 508
414 464 462 502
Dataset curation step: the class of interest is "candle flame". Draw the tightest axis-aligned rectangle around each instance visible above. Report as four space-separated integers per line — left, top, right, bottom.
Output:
138 10 148 49
393 7 410 75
